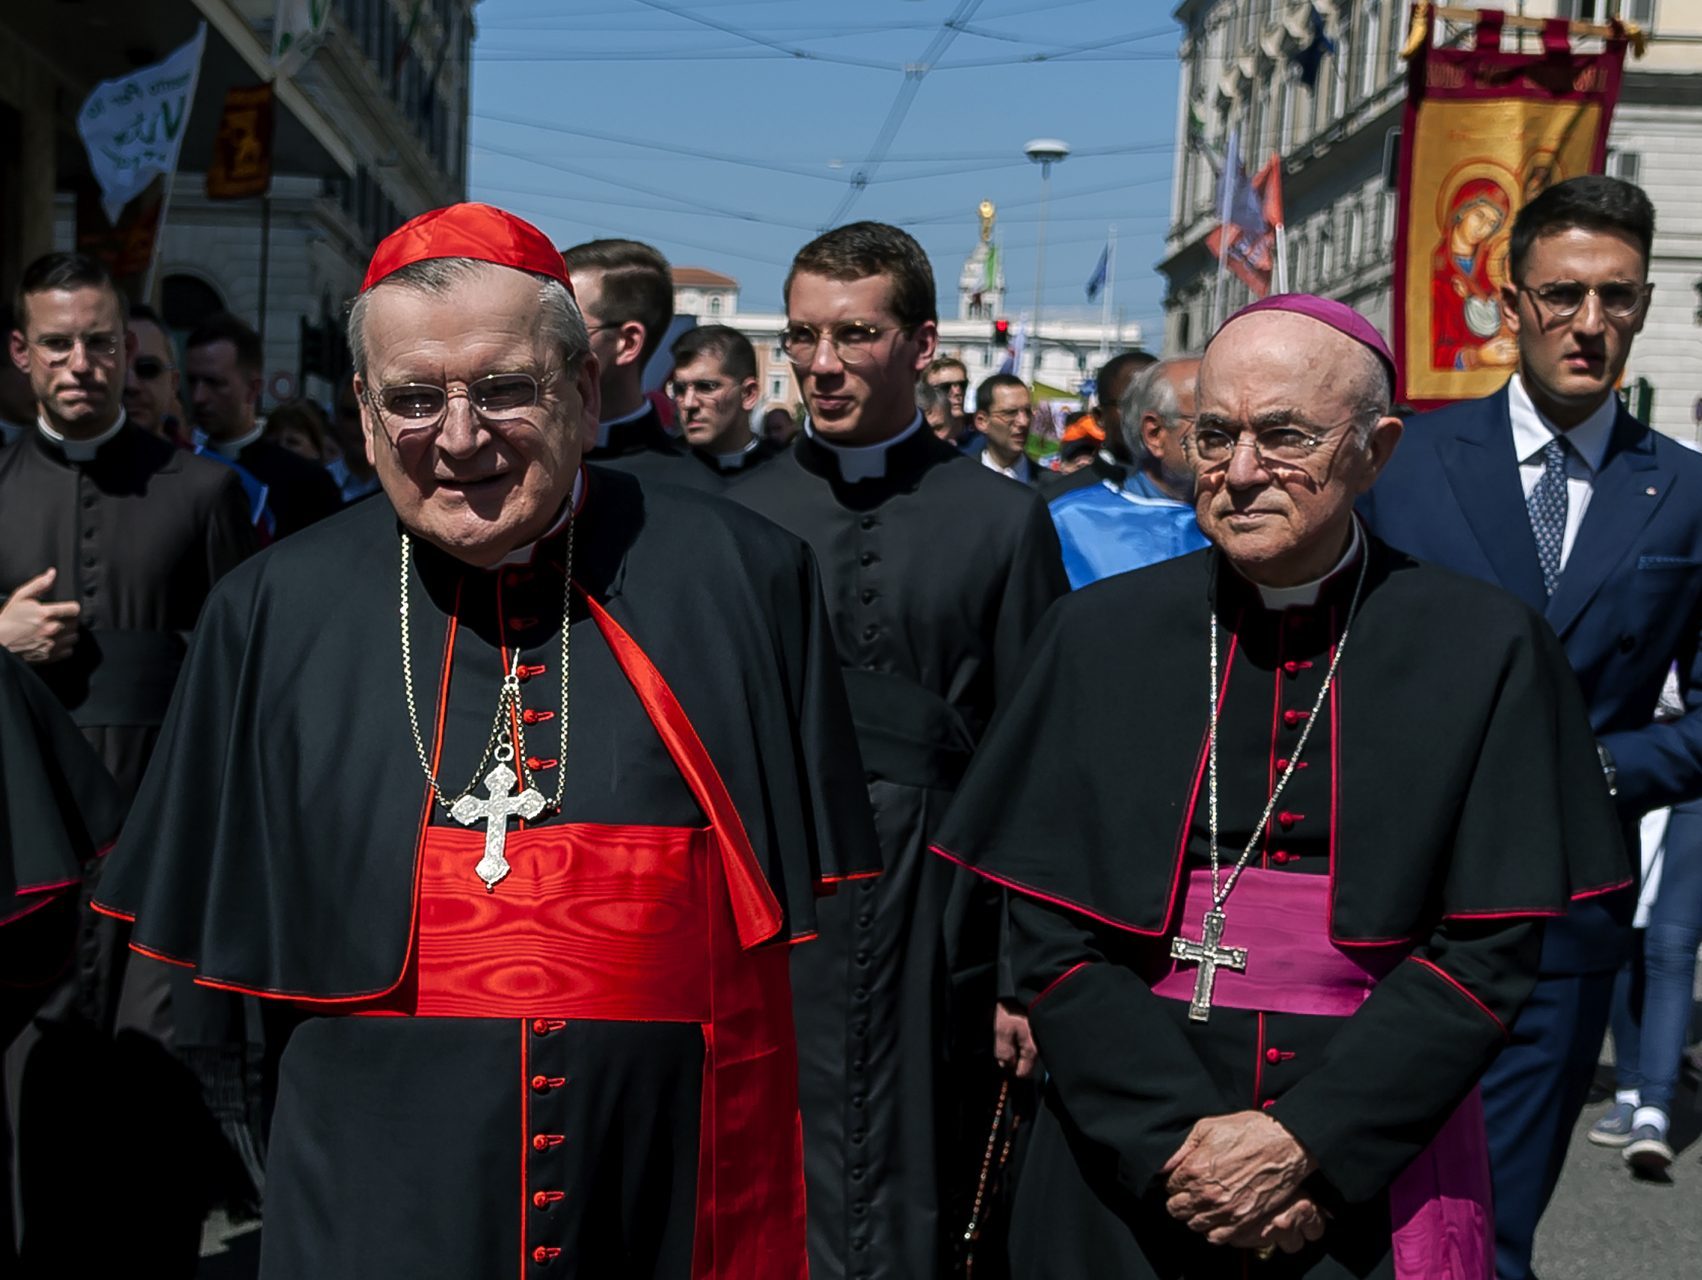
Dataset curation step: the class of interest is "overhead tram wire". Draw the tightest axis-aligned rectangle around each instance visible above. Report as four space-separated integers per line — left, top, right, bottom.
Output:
627 0 894 71
471 181 819 233
819 0 987 228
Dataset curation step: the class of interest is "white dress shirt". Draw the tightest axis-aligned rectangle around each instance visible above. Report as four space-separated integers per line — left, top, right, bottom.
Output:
979 448 1032 485
1506 374 1616 573
804 412 924 483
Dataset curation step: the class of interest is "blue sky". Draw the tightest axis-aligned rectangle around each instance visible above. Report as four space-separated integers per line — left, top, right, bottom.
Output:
467 0 1182 345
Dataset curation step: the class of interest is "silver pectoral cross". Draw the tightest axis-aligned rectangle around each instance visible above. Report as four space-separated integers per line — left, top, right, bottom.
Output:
1169 909 1248 1023
451 761 546 891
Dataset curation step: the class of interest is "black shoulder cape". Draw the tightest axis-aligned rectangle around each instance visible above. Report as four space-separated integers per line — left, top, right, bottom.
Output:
94 467 879 999
934 539 1627 942
0 648 124 920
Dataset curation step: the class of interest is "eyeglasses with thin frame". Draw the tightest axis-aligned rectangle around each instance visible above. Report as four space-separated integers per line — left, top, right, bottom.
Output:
30 332 121 365
983 407 1034 425
363 372 549 436
1187 415 1369 473
1517 280 1651 320
779 321 913 366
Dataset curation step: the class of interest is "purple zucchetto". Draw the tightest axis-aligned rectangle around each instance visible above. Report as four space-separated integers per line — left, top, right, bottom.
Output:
1211 293 1396 390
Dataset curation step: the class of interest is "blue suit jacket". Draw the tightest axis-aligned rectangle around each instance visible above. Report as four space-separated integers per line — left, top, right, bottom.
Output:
1360 385 1702 971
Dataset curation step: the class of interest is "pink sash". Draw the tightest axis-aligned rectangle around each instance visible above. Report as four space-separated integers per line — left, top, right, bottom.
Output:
1153 869 1494 1280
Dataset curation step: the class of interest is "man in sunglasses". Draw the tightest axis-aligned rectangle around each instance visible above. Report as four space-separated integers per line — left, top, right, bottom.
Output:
93 203 877 1279
731 221 1068 1280
560 237 719 492
922 356 973 447
123 305 184 445
1362 175 1702 1280
0 251 257 1270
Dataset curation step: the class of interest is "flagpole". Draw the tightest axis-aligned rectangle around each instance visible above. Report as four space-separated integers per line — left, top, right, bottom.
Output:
1275 221 1288 294
142 174 177 304
1100 224 1116 358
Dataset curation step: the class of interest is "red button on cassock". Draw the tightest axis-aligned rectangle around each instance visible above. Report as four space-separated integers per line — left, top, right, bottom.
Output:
1272 851 1291 865
1262 1098 1277 1110
531 1075 566 1094
533 1246 561 1264
1266 1047 1282 1064
533 1190 565 1209
1283 710 1307 727
532 1133 564 1151
1278 811 1303 829
522 709 556 725
532 1018 566 1036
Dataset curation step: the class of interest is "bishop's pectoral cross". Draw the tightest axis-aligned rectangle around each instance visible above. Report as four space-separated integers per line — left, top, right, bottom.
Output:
452 761 546 891
1170 909 1248 1023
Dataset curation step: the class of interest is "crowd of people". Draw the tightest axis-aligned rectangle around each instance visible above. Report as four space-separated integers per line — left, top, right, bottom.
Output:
0 173 1697 1280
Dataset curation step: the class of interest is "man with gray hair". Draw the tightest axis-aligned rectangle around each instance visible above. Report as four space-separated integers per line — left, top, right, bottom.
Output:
93 203 878 1278
1047 355 1208 587
935 293 1624 1276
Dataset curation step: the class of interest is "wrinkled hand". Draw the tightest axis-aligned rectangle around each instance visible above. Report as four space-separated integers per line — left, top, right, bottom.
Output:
992 1000 1039 1079
1222 1194 1328 1254
0 569 80 663
1161 1111 1317 1245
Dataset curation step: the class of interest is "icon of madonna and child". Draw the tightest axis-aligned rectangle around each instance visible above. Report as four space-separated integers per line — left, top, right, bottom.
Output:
1429 156 1559 372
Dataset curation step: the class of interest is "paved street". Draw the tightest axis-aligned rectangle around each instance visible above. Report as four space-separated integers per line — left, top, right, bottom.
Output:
1534 1052 1702 1280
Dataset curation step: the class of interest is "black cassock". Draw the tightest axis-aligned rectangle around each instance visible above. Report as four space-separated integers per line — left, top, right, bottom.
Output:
933 540 1627 1279
0 649 125 1265
731 426 1068 1280
590 401 723 493
94 469 878 1279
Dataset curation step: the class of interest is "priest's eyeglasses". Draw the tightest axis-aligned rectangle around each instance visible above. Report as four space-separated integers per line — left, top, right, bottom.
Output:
1187 420 1358 473
30 333 121 365
1517 280 1651 319
365 373 544 432
778 322 911 365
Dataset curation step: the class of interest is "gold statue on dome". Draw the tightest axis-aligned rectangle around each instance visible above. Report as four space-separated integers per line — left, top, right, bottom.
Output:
978 200 996 243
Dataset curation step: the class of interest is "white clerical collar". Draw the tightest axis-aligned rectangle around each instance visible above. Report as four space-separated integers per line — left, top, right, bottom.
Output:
596 398 652 449
709 435 762 471
979 448 1031 484
37 409 127 461
805 412 924 483
496 470 584 567
194 421 265 460
1253 517 1363 611
1506 374 1615 474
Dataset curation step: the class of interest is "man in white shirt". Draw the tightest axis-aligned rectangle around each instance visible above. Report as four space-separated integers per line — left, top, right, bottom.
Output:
972 372 1038 485
1361 174 1702 1280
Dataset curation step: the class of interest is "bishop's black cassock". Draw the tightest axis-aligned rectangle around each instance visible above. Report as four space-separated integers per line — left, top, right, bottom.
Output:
933 537 1627 1278
588 400 722 493
731 422 1068 1280
94 467 878 1278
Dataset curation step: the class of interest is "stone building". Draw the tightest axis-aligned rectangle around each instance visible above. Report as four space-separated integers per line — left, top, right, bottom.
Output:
1160 0 1696 441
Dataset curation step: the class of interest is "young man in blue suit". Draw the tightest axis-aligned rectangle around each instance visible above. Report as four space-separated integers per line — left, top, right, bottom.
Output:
1360 176 1702 1280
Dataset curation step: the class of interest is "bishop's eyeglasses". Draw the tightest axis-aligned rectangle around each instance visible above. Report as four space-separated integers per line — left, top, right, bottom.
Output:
1517 280 1651 320
778 322 911 366
1187 417 1364 473
365 372 547 434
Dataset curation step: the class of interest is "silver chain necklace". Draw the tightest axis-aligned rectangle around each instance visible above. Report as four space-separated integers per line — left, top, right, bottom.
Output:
1169 547 1368 1022
398 519 574 890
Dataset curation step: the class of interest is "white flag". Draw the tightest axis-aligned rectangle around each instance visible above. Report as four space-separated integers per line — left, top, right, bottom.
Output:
273 0 334 78
76 25 207 225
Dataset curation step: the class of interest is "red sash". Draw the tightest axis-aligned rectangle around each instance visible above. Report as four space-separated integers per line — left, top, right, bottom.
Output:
1154 869 1493 1280
389 591 804 1279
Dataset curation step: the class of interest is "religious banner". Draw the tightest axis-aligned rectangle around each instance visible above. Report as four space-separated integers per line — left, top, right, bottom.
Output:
1393 7 1630 407
76 24 206 225
273 0 334 79
74 176 166 300
206 84 276 200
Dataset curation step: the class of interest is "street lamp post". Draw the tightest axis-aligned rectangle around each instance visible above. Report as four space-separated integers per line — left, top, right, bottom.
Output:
1024 137 1070 386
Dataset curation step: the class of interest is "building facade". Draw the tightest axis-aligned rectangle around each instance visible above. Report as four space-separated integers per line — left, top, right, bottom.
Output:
4 0 475 409
1160 0 1698 441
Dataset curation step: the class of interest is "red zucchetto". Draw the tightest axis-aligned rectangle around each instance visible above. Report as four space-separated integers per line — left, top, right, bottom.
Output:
361 202 573 295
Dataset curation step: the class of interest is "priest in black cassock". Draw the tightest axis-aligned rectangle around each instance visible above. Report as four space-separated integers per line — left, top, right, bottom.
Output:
670 325 785 482
0 648 125 1268
1 252 260 1272
731 222 1069 1280
933 295 1627 1278
559 238 719 492
94 203 878 1279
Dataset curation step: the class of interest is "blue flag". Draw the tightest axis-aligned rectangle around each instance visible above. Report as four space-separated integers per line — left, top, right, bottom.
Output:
1291 6 1337 89
1085 244 1110 302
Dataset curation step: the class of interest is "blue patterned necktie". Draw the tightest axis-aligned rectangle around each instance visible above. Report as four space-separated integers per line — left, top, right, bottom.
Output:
1527 437 1569 596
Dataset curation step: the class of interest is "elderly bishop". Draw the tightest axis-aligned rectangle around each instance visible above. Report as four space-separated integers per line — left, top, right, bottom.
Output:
93 204 878 1279
933 295 1627 1278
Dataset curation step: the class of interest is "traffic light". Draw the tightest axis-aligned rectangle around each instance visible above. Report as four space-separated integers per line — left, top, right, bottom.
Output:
992 317 1011 346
